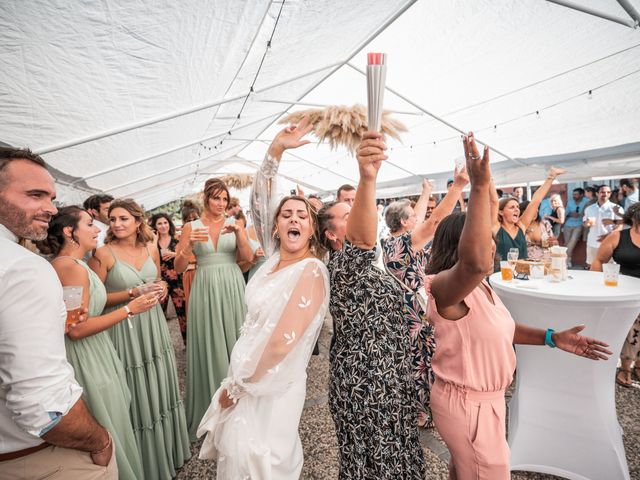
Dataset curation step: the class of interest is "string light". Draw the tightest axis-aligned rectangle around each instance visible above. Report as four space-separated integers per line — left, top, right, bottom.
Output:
588 89 593 100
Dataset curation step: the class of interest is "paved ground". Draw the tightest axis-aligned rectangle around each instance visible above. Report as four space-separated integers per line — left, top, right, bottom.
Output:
166 315 640 479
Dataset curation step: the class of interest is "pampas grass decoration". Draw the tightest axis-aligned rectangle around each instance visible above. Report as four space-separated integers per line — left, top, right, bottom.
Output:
219 173 253 190
279 105 406 153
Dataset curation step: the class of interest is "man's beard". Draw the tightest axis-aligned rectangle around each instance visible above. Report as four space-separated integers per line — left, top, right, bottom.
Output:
0 198 51 241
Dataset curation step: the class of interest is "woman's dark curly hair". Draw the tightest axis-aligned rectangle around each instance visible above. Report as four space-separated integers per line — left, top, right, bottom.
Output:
150 212 176 237
36 205 86 256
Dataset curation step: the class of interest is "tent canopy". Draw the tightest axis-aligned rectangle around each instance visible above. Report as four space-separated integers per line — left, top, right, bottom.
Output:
2 0 639 208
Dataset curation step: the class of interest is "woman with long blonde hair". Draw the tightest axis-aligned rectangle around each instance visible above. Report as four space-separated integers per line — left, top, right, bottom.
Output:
90 198 190 479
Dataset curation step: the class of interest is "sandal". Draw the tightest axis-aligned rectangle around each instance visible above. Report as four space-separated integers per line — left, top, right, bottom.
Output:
616 368 632 388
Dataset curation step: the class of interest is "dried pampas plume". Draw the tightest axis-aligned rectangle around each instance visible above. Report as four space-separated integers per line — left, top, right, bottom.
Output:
278 104 407 153
218 173 254 190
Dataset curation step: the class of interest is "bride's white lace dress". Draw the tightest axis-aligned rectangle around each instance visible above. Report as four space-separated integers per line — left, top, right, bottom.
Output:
197 153 329 479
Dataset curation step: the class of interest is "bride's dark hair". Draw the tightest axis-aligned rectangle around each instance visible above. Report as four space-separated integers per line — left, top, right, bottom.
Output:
271 195 325 257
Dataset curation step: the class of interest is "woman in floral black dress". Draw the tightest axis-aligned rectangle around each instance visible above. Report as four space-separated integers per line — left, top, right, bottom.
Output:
318 132 425 479
383 168 469 428
151 213 186 342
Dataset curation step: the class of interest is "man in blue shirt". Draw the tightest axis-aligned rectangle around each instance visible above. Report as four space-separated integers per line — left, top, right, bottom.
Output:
564 187 589 267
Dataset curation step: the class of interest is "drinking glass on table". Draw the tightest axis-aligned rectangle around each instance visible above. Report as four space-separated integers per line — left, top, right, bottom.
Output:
500 261 514 282
507 249 519 272
63 286 83 327
602 263 620 287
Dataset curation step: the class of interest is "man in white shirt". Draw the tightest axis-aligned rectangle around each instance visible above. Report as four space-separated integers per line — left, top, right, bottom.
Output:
583 184 623 267
0 147 116 479
82 193 113 248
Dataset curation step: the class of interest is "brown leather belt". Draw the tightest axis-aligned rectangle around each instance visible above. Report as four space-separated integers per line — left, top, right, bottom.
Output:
0 442 50 462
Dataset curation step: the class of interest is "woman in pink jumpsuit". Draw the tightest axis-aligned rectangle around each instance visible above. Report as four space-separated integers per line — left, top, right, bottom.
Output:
423 133 612 480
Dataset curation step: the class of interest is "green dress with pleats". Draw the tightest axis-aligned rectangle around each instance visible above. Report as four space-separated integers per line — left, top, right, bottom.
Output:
64 259 144 480
104 248 190 479
186 218 246 440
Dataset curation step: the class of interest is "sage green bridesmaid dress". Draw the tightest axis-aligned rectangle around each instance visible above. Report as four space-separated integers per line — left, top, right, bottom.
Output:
104 247 190 479
186 218 246 440
65 259 144 480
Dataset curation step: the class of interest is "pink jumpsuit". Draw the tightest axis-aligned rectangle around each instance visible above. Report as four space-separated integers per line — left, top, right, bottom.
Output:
424 277 516 480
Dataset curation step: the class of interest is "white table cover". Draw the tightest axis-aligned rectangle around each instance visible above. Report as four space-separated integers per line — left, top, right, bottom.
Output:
490 270 640 480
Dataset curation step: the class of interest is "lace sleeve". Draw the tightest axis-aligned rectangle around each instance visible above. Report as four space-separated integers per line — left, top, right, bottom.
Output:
222 260 329 401
250 151 281 258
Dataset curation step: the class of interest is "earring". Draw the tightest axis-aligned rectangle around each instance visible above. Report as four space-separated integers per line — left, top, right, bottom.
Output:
273 232 280 239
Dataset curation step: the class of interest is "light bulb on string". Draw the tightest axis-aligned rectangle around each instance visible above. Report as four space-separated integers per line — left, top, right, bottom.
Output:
587 89 593 100
433 141 437 149
536 110 541 120
493 124 497 134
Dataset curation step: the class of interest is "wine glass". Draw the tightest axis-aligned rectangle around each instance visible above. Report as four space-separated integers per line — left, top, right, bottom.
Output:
507 249 519 274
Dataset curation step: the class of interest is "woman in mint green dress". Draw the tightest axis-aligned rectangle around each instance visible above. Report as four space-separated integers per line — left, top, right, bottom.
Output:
174 178 253 440
44 206 156 480
91 199 191 479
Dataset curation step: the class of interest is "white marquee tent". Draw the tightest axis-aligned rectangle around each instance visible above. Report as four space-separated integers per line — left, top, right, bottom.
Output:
2 0 639 208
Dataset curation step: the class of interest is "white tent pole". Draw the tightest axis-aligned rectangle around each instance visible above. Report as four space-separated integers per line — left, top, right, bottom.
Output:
258 99 423 116
33 61 345 155
345 63 524 166
133 160 325 202
546 0 637 28
526 182 532 201
616 0 640 25
126 160 252 198
107 141 250 192
76 111 285 183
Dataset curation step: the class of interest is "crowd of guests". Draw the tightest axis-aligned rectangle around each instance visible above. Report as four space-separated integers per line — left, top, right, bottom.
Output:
0 128 636 480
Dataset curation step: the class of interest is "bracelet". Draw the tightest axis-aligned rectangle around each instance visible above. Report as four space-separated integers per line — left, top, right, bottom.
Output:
91 432 112 456
124 305 134 318
128 288 135 299
545 328 556 348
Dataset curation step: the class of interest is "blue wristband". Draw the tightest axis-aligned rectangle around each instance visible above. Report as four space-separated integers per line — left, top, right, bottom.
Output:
545 328 556 348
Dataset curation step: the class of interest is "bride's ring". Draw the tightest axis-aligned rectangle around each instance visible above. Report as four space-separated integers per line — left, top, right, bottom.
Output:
469 154 480 160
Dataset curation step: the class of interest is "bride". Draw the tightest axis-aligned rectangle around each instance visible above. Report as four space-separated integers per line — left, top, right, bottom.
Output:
197 118 329 479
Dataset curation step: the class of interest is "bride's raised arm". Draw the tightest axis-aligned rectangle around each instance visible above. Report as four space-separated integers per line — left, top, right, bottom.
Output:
250 117 313 257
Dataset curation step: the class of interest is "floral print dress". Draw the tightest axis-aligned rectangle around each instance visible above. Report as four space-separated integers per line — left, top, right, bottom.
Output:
328 240 425 480
157 237 186 341
383 232 435 428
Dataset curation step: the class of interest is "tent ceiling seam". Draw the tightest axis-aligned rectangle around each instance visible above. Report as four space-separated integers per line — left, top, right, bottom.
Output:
346 62 524 167
199 0 275 138
77 111 286 183
34 60 343 156
546 0 638 28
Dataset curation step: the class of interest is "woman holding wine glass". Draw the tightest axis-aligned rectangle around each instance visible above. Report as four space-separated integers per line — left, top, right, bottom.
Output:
90 199 191 479
174 178 253 441
42 205 159 480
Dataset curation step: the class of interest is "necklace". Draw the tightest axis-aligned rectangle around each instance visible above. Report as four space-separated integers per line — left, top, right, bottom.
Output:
204 215 225 225
277 249 311 267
